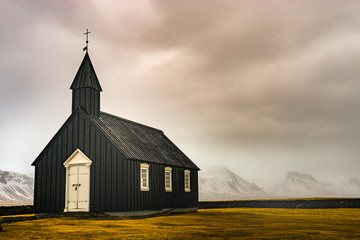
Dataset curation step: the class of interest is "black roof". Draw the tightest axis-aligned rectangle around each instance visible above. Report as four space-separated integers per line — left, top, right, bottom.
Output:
32 107 199 170
90 111 199 170
70 52 102 91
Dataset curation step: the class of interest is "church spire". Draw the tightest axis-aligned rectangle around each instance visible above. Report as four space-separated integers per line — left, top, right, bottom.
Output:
70 52 102 91
70 51 102 116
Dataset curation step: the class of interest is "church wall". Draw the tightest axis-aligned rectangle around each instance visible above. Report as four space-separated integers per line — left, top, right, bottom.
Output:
97 159 199 212
90 153 198 212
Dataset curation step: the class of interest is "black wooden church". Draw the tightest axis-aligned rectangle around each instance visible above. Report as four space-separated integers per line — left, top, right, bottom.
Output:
31 43 199 214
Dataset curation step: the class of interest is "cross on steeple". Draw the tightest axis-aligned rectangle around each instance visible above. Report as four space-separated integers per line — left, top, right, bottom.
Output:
83 29 91 52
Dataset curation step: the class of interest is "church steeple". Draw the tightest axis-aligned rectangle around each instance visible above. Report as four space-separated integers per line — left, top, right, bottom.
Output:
70 52 102 116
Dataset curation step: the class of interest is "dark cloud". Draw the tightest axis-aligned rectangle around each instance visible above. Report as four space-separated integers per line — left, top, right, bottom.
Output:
135 0 360 141
126 0 360 179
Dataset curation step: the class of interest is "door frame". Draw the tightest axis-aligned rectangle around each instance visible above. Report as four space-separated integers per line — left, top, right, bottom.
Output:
63 149 92 212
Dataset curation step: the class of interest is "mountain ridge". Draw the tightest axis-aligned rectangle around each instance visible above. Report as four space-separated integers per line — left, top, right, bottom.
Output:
199 166 360 200
0 170 33 205
271 171 343 198
199 166 267 200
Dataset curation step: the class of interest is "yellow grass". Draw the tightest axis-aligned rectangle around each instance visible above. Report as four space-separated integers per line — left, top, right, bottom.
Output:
1 208 360 239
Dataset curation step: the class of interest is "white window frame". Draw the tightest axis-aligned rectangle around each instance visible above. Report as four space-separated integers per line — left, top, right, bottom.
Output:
165 167 172 192
140 163 149 191
184 170 191 192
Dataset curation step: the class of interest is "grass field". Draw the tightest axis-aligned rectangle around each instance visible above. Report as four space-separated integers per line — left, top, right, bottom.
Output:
1 208 360 239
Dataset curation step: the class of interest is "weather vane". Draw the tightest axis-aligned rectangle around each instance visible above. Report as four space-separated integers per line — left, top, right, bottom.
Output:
83 29 91 52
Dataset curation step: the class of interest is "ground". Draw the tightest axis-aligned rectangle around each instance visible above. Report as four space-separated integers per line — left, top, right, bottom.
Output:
1 208 360 239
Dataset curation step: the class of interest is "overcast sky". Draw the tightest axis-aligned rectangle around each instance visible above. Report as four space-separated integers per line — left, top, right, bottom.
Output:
1 0 360 184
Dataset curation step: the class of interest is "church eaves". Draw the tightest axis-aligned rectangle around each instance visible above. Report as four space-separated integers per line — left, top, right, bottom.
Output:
70 52 102 91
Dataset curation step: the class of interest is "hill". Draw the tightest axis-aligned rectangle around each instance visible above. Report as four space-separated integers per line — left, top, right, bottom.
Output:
0 170 33 206
199 166 266 200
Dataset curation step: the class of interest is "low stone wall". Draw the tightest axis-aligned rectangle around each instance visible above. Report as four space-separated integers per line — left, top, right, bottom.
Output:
105 207 198 217
199 198 360 209
0 205 34 216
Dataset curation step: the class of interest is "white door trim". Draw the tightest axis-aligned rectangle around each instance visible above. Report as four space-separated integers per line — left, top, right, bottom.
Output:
63 149 92 212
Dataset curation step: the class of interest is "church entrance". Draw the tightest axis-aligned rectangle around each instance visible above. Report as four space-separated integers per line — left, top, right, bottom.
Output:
63 149 92 212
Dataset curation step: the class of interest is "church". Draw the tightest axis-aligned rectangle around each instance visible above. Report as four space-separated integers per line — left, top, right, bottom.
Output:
31 37 199 215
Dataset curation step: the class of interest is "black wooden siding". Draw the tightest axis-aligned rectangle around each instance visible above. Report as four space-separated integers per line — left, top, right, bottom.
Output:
72 88 100 116
33 110 198 213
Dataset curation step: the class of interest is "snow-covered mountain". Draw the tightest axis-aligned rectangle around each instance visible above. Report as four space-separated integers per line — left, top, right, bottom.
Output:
199 167 360 200
199 166 266 200
271 171 342 198
339 177 360 197
0 170 33 205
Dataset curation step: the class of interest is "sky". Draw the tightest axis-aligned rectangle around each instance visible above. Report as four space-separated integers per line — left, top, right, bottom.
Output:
1 0 360 185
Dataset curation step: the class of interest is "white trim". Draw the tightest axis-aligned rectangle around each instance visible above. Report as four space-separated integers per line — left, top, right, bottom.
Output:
165 167 172 192
63 149 92 167
184 170 191 192
140 163 149 191
63 149 92 212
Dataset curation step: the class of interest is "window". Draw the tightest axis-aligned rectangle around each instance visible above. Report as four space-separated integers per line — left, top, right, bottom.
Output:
140 163 149 191
165 167 172 192
184 170 191 192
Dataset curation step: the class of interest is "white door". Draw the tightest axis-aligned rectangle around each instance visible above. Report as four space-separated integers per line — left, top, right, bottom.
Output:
64 149 92 212
67 165 90 211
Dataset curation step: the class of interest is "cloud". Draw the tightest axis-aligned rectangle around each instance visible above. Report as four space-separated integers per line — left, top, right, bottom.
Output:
1 0 360 180
129 1 360 147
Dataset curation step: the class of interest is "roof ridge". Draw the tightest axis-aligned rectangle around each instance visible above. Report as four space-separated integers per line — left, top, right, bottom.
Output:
99 111 163 133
